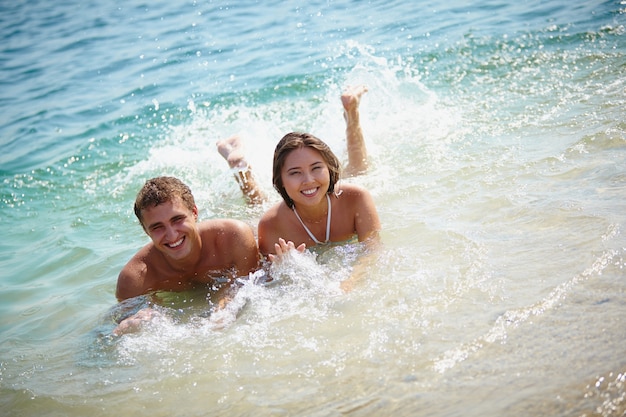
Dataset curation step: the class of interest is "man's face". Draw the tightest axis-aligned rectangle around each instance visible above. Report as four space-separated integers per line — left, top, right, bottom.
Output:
140 197 199 261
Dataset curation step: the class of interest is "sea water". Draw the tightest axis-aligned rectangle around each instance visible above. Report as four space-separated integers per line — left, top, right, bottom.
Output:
1 0 625 416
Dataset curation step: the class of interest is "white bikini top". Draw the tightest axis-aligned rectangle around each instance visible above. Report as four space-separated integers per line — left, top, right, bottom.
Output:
292 193 331 245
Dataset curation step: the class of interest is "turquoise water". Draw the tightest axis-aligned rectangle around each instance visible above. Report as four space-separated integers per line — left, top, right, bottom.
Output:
1 1 625 415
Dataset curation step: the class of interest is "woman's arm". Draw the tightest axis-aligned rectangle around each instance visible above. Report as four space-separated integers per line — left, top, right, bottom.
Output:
346 184 381 243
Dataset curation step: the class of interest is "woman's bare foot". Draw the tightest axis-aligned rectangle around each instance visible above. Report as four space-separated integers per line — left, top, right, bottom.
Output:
216 135 266 204
341 85 368 115
217 135 248 169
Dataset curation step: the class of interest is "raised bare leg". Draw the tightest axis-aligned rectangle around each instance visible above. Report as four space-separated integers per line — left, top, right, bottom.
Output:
341 85 369 177
217 135 266 204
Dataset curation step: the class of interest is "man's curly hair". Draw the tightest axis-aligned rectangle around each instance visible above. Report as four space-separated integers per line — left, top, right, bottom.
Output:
134 176 195 227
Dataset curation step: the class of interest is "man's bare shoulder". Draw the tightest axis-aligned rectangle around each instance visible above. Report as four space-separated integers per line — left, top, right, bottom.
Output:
198 218 259 273
116 244 153 301
198 218 258 258
198 218 254 238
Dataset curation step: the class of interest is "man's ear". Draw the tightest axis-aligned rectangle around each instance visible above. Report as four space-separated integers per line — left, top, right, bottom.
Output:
193 205 199 219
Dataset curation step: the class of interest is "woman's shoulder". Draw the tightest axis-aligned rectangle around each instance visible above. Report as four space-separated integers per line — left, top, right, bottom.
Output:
339 181 368 192
259 201 290 225
258 201 293 255
336 182 372 200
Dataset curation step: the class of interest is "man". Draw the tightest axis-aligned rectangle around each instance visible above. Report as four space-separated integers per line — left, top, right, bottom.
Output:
114 176 260 334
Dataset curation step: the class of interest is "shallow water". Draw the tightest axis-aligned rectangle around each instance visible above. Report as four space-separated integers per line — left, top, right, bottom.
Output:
1 0 625 416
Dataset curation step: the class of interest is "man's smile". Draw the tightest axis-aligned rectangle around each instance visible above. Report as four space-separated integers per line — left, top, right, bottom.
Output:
166 237 185 248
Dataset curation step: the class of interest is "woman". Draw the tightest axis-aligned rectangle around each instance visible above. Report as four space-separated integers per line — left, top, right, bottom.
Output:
218 85 380 258
257 131 380 257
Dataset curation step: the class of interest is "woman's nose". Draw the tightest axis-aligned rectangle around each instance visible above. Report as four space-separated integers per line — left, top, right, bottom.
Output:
302 171 315 183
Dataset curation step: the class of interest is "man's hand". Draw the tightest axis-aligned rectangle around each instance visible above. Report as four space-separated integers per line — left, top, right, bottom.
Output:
112 308 158 336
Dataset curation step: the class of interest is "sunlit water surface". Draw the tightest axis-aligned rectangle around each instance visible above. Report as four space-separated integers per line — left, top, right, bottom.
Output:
1 0 625 416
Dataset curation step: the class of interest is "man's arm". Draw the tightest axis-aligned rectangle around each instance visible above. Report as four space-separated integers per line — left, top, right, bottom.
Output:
113 260 158 336
115 255 150 301
116 270 139 302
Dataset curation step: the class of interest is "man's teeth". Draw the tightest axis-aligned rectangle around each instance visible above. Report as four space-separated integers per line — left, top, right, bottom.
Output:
168 238 184 248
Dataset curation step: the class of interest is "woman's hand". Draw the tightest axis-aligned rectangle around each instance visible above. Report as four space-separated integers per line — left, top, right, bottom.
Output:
267 238 306 263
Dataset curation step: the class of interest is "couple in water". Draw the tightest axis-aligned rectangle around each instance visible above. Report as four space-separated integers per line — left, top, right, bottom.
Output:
113 85 379 334
217 84 380 258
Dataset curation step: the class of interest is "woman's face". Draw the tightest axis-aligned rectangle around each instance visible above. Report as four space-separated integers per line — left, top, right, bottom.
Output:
280 146 330 208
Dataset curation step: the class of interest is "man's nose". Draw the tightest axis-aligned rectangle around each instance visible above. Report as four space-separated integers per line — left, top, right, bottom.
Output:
165 224 178 239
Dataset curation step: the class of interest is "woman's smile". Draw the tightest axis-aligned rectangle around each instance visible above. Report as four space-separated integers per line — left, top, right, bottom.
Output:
301 187 319 196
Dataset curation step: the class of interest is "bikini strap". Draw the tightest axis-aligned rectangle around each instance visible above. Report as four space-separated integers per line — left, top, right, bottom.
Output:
293 194 331 245
325 193 331 242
